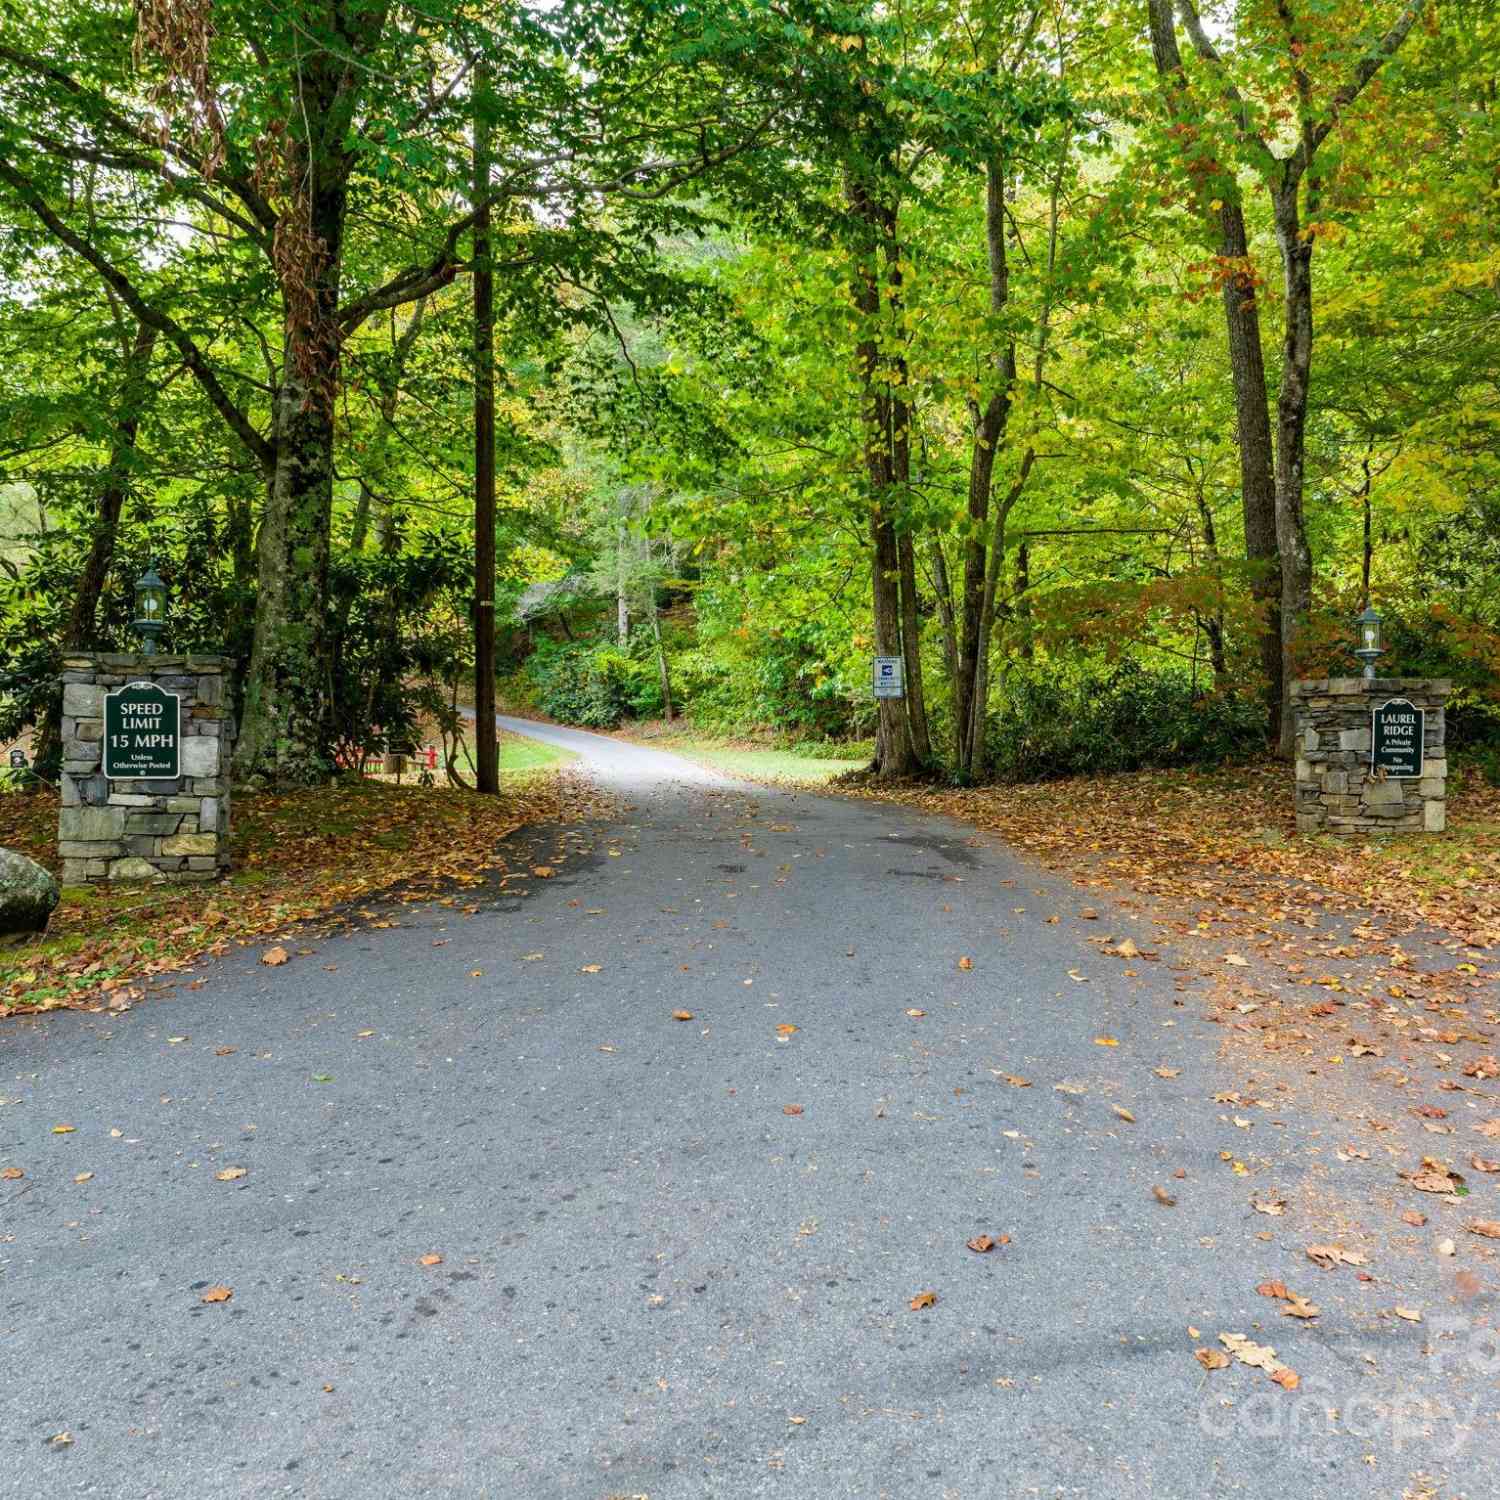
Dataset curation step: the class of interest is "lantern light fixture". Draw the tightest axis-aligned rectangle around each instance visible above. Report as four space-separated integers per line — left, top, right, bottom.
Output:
132 566 167 656
1353 604 1383 680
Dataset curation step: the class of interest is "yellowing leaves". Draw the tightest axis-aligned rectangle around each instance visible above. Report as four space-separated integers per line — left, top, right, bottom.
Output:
200 1285 233 1304
908 1290 937 1310
260 946 290 967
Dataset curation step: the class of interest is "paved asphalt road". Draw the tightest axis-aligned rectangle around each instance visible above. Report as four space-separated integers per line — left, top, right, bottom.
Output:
2 719 1493 1499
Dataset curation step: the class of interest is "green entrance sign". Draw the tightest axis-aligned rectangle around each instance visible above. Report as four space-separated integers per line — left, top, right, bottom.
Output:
1372 697 1424 779
103 680 181 778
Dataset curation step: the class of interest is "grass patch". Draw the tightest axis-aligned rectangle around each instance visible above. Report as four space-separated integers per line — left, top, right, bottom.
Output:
0 764 577 1016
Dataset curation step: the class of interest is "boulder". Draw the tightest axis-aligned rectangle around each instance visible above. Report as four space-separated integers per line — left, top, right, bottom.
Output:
0 847 60 943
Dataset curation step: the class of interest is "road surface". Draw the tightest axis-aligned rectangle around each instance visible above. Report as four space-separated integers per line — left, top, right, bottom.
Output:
1 718 1488 1498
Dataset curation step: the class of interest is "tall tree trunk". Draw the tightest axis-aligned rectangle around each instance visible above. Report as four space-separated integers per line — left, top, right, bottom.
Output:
1148 0 1282 741
928 541 959 691
234 55 353 784
236 360 338 781
616 515 631 646
870 513 914 775
33 319 158 774
883 224 930 767
1014 541 1033 661
472 65 499 796
59 320 158 653
955 156 1017 780
848 173 917 777
896 531 931 764
1217 200 1282 738
1271 182 1316 757
650 586 674 720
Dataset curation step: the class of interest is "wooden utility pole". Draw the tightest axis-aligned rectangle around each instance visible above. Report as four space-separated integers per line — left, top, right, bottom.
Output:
472 63 499 794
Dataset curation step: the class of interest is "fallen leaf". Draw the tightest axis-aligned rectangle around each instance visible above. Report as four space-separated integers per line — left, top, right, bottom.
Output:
200 1286 233 1303
418 1253 443 1266
1112 1105 1136 1123
672 1010 695 1021
1094 1036 1119 1047
356 1030 376 1039
1225 954 1250 967
215 1045 236 1056
906 1008 926 1018
1394 1306 1423 1323
1152 1185 1177 1207
1153 1067 1181 1079
1219 1332 1281 1373
1472 1156 1500 1174
909 1290 938 1310
783 1104 804 1116
1401 1210 1428 1227
580 964 602 974
260 946 289 967
1270 1368 1300 1391
48 1431 73 1446
775 1023 799 1036
0 1165 22 1180
521 952 544 962
1403 1157 1465 1194
1465 1220 1500 1239
1464 1056 1500 1080
994 1072 1031 1087
1194 1348 1229 1371
215 1167 247 1181
957 957 973 971
1306 1243 1369 1271
1110 939 1142 959
531 866 555 878
1280 1292 1320 1320
1437 1238 1456 1256
73 1171 93 1184
51 1125 75 1135
1256 1281 1290 1299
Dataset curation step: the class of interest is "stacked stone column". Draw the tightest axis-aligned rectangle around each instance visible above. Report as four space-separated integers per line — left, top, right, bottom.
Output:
58 654 235 884
1291 677 1448 836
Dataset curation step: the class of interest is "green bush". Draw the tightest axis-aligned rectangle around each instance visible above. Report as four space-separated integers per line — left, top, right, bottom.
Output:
524 640 659 728
983 663 1265 781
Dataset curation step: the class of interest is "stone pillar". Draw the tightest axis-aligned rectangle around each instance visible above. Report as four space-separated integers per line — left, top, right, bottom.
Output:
1291 677 1449 836
57 654 235 884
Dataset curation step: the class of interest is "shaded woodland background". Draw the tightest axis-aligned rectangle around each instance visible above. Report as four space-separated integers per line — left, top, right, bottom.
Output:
2 0 1497 792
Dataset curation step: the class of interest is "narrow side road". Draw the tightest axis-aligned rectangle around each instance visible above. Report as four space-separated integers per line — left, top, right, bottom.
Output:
0 719 1490 1499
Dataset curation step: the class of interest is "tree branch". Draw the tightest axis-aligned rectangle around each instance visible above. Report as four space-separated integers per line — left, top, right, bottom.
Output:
0 156 275 470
